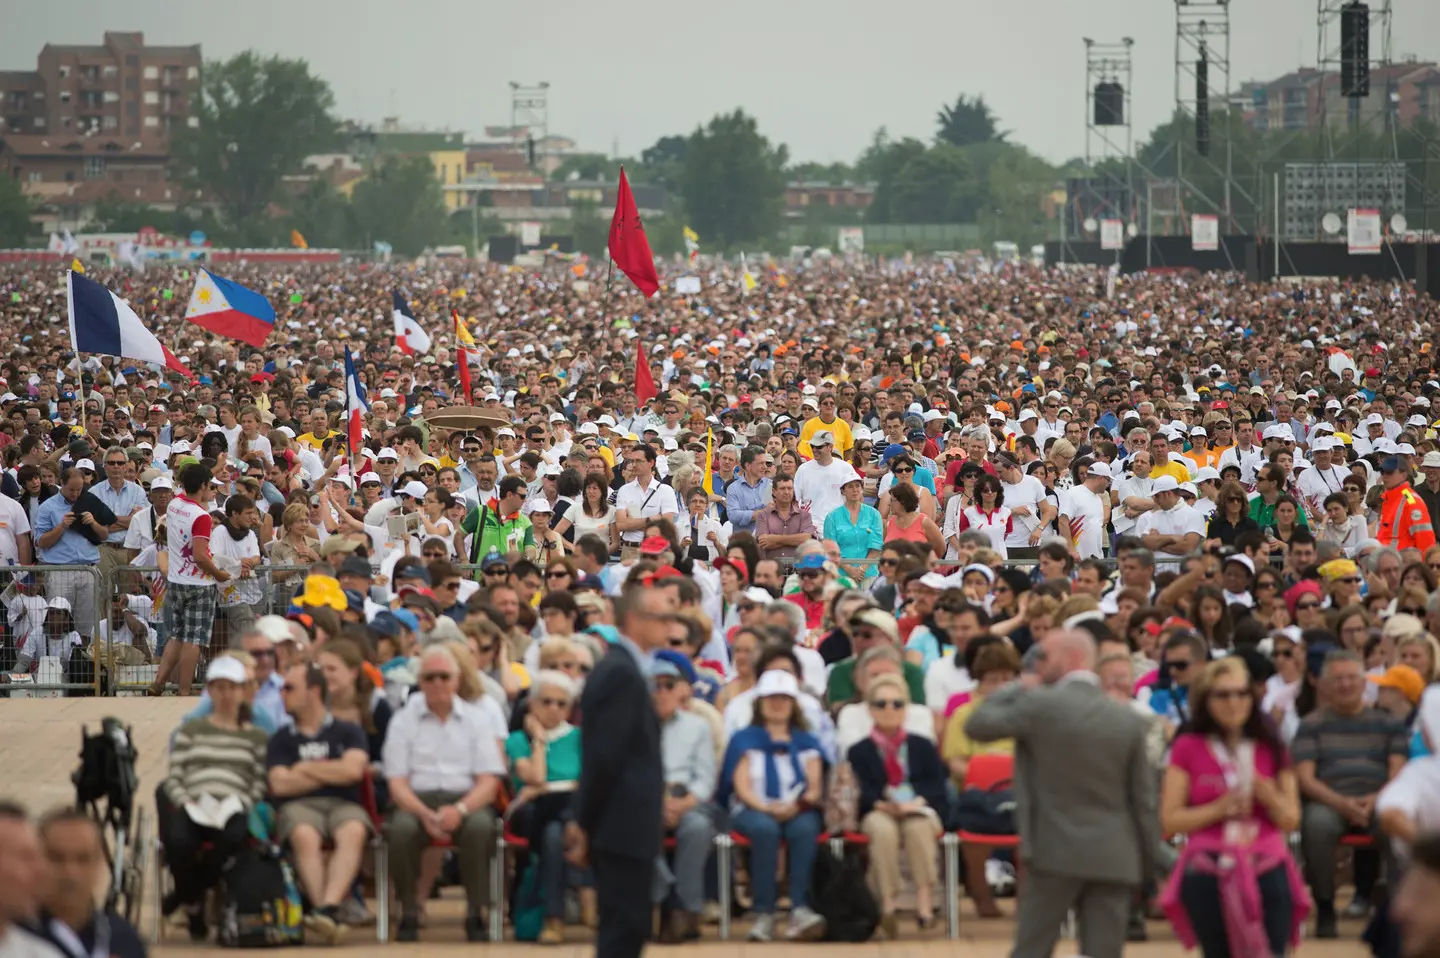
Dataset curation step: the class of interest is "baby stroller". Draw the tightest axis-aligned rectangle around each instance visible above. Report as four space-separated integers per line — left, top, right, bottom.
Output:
72 717 149 925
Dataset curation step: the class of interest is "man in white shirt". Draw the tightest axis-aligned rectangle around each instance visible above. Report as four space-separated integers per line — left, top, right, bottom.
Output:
382 644 503 942
994 452 1054 551
614 445 679 550
1061 461 1112 560
122 476 173 558
0 492 32 567
1135 475 1205 557
792 430 850 528
1112 451 1156 538
1298 437 1349 515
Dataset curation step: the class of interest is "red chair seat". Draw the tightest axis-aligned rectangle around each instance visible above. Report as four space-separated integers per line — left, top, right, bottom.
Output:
957 829 1021 848
1340 834 1376 848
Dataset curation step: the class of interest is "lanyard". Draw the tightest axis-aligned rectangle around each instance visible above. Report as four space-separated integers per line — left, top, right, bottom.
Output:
48 913 109 958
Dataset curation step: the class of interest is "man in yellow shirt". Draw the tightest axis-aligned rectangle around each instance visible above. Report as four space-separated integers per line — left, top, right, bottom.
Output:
798 392 854 459
296 408 341 451
1148 431 1191 484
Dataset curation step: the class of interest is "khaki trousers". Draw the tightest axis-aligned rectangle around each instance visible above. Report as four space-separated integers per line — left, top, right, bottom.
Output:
860 809 941 902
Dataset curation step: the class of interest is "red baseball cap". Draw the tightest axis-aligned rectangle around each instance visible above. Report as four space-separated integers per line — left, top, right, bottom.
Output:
639 535 672 556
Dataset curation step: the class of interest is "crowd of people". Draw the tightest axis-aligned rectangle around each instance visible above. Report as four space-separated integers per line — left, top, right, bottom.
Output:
2 255 1440 954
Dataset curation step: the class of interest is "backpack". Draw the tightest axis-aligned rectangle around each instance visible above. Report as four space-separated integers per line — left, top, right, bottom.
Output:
218 845 303 947
808 842 879 942
511 863 545 942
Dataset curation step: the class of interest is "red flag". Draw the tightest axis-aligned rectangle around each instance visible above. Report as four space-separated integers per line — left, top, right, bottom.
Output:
633 339 658 407
608 168 659 297
452 309 473 405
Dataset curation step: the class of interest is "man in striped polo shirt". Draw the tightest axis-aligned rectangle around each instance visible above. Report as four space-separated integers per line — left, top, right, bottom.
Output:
148 463 231 697
1293 649 1409 938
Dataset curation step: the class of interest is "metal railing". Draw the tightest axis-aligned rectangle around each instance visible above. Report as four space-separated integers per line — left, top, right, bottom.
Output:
0 564 108 696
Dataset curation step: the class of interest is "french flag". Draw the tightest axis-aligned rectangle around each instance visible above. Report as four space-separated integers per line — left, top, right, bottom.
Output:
393 290 431 355
344 346 368 456
68 271 192 378
184 269 276 348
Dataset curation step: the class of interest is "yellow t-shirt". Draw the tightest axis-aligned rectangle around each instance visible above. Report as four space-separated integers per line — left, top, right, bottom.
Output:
942 700 1014 784
798 415 854 459
295 429 340 451
1151 460 1191 485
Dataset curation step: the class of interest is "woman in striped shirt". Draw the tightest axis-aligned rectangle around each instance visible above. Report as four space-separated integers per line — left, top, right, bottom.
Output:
160 655 269 940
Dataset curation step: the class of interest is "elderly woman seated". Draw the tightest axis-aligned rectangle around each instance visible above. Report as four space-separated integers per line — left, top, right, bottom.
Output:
505 668 594 944
718 670 827 943
847 673 947 937
835 644 937 753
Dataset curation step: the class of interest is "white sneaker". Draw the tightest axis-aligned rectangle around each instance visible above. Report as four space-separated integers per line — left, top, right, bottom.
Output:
786 906 826 941
747 914 774 942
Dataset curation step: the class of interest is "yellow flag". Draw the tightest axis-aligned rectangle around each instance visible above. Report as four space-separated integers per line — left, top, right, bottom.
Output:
702 429 714 496
290 229 308 249
71 258 85 273
454 311 477 349
742 270 757 293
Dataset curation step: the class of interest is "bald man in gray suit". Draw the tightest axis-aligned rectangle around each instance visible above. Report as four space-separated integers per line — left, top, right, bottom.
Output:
966 629 1161 958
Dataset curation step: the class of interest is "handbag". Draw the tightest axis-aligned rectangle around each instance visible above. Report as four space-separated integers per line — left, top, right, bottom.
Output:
952 774 1016 834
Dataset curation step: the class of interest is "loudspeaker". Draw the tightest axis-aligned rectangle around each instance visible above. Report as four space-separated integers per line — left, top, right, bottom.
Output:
1093 81 1125 126
488 235 518 264
1341 1 1370 98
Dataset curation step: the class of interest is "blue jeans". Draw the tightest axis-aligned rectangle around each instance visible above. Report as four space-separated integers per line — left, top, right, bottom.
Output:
539 819 591 918
731 807 822 913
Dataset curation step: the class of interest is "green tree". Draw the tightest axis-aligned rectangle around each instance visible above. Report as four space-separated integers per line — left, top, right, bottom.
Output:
550 153 628 183
638 135 688 190
863 137 929 222
171 51 337 228
679 109 788 247
887 144 977 223
789 160 855 183
349 156 449 256
0 173 34 247
936 94 1007 147
287 178 356 250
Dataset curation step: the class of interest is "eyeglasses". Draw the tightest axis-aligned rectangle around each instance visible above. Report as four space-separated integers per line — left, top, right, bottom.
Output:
484 567 510 577
799 570 823 579
537 697 569 708
545 570 570 579
1295 601 1321 611
105 460 127 467
248 648 275 659
870 699 906 710
1166 660 1194 672
879 557 898 567
420 671 453 683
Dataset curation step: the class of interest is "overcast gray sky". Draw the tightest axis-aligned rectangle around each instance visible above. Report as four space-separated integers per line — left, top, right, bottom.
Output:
5 0 1439 166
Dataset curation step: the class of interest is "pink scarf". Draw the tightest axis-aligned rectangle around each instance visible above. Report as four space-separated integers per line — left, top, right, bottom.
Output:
869 727 907 788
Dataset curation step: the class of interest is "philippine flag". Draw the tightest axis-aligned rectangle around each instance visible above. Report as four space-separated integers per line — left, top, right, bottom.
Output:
68 271 192 378
344 346 368 456
393 290 431 355
185 269 276 348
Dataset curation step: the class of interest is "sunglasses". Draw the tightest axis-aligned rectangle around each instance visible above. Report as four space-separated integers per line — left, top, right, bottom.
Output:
799 570 823 579
484 568 510 576
1338 576 1361 584
892 467 913 475
870 699 906 711
545 570 570 579
1166 660 1194 672
420 671 453 683
1275 648 1294 659
1295 601 1321 611
1208 689 1249 702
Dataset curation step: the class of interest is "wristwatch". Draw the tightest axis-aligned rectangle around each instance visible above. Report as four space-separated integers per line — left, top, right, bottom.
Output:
454 800 469 816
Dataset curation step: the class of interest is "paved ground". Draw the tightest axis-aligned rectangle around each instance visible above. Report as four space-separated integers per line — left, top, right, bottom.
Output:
6 698 1374 955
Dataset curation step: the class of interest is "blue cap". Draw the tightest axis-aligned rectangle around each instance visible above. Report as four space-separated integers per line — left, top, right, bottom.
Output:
1380 455 1403 474
60 391 75 401
343 589 366 612
796 553 827 571
390 608 420 632
585 623 621 645
481 552 509 571
394 563 430 584
370 611 403 637
652 649 697 684
881 443 908 464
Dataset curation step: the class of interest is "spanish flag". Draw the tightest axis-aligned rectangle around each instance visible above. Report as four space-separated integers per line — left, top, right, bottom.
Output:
290 229 308 250
453 309 475 404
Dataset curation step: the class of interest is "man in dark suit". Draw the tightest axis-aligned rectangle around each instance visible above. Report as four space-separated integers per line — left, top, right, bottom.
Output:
966 628 1160 958
567 586 667 958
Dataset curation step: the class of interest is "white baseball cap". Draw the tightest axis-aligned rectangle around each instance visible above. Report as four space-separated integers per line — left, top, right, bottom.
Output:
400 480 428 499
377 447 399 460
1087 461 1113 480
1151 475 1180 494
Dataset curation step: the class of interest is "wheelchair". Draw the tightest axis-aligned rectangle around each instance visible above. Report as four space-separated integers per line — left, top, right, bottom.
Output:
72 717 150 926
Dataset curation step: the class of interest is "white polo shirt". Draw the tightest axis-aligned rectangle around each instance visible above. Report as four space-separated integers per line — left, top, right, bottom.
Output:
0 493 31 564
614 476 679 544
382 695 506 793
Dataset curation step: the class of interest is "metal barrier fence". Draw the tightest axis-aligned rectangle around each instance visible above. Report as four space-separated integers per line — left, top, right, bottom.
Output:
106 564 309 695
1 564 109 696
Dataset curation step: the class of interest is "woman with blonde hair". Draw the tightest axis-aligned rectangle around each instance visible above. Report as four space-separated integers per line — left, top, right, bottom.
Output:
848 673 946 935
269 501 320 588
1396 633 1440 684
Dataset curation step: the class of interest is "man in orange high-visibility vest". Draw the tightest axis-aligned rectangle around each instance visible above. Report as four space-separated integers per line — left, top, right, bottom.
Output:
1377 456 1437 552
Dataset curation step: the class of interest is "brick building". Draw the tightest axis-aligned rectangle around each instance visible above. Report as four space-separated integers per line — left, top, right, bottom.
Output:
0 31 200 139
